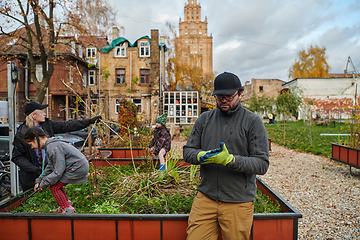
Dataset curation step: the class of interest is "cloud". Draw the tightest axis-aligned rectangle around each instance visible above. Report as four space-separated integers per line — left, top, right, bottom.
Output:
107 0 360 81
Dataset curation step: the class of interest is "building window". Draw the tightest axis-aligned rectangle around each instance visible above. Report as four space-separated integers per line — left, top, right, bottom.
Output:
132 98 142 113
86 47 96 58
199 31 202 35
139 41 150 57
259 86 263 92
185 31 188 35
89 70 95 85
83 71 87 87
115 42 126 57
140 69 150 85
116 69 125 84
71 41 76 54
115 98 122 113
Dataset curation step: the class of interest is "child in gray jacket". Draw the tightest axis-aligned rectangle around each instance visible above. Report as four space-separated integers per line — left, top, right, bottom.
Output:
23 127 89 214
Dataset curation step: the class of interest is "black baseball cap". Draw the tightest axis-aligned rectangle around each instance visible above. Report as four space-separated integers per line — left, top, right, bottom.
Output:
212 72 242 96
24 102 48 115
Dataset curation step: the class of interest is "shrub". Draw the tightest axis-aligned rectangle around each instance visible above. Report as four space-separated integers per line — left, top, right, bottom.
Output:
117 99 138 135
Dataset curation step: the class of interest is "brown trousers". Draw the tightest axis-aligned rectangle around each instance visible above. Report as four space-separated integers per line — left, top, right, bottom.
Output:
186 192 254 240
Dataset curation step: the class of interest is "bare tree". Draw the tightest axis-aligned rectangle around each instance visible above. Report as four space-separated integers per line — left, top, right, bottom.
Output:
0 0 118 103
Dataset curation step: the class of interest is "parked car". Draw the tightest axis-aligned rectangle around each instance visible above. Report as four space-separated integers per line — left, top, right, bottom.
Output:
54 133 85 149
0 123 19 157
109 123 121 138
68 126 104 146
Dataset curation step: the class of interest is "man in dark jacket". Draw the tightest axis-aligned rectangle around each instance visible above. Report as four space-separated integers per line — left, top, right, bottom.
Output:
183 72 269 240
12 101 101 191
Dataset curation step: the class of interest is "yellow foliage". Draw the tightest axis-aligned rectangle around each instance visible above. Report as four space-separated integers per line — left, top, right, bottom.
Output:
289 45 330 79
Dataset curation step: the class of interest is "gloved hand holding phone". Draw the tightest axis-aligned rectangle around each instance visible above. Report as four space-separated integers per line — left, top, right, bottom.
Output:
197 142 234 166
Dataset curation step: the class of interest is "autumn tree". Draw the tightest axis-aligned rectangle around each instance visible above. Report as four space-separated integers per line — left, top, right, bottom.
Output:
0 0 118 103
288 45 330 79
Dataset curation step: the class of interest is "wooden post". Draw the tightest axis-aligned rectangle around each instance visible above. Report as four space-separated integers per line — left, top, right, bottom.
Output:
87 85 92 154
65 95 69 121
105 98 110 145
75 100 79 120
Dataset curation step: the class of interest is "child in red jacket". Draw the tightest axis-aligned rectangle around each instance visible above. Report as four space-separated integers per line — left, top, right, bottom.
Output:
147 113 171 171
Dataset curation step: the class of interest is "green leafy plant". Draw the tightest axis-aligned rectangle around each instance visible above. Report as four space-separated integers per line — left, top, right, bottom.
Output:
125 77 139 93
12 163 282 214
164 146 183 182
275 88 303 139
180 125 193 139
94 200 121 214
254 189 281 213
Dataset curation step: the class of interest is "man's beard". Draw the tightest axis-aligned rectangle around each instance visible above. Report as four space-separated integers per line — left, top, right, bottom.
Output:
217 102 239 113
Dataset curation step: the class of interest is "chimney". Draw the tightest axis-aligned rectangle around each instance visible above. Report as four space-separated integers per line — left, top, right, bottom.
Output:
112 27 119 40
160 36 166 44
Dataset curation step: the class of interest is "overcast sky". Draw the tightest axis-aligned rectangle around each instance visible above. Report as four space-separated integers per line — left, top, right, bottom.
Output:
107 0 360 84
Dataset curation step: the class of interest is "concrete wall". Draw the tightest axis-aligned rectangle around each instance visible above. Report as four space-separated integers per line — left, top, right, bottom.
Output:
283 77 360 120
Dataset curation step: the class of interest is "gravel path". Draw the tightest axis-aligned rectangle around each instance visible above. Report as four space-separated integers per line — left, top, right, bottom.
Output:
261 143 360 240
171 140 360 239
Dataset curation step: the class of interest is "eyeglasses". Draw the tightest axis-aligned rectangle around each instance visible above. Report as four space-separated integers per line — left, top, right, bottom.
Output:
214 92 238 101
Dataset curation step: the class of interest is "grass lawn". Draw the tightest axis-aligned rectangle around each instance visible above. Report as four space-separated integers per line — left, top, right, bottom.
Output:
265 120 349 158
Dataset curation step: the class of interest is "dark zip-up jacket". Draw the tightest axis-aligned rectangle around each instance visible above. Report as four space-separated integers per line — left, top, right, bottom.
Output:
183 103 269 203
11 118 92 191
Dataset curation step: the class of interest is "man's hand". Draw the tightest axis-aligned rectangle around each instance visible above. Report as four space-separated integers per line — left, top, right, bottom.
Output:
197 142 234 166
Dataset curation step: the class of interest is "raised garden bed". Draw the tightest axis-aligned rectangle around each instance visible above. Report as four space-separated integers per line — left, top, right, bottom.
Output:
99 147 147 159
90 158 190 168
0 176 301 240
268 138 271 151
331 143 360 174
97 147 191 167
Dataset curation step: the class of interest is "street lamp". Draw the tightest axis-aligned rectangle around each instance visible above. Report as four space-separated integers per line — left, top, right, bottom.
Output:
11 62 20 83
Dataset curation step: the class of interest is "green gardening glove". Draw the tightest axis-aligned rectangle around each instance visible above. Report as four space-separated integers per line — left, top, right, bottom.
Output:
197 147 222 163
197 142 234 166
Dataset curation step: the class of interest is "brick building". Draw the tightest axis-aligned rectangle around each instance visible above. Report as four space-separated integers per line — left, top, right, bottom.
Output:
98 29 167 124
242 78 286 107
0 24 108 122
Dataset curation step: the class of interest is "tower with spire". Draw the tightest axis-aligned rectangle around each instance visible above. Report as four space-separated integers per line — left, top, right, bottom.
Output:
175 0 213 88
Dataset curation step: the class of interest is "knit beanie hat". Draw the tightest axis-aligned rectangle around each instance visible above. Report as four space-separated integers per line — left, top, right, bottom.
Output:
156 112 168 126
